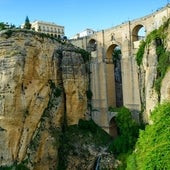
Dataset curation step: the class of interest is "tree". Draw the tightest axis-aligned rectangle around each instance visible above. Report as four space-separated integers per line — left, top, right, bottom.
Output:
0 22 7 30
24 16 31 29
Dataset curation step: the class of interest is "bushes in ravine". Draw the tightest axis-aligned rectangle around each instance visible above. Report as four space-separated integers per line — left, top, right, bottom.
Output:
108 107 140 154
126 102 170 170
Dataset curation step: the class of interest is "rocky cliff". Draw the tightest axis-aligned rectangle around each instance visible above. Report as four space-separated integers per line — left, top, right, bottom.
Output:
137 18 170 122
0 30 88 169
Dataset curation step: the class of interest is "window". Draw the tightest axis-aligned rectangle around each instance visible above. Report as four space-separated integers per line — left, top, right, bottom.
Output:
38 26 41 31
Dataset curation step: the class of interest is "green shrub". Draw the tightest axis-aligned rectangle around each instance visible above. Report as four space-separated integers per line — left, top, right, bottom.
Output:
126 102 170 170
4 29 13 38
78 119 112 144
126 154 137 170
0 163 29 170
78 119 97 133
108 107 140 154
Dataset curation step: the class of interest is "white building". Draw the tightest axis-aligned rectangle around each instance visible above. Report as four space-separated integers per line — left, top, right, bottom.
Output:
71 28 95 39
30 21 64 38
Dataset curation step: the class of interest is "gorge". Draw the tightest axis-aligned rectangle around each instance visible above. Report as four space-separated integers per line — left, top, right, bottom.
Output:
0 14 170 170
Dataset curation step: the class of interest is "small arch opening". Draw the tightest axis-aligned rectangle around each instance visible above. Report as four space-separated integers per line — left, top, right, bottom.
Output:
87 39 97 52
109 117 118 138
132 24 146 42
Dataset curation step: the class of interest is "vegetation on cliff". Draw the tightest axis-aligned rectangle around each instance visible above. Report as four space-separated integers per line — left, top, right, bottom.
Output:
126 101 170 170
0 164 29 170
136 18 170 96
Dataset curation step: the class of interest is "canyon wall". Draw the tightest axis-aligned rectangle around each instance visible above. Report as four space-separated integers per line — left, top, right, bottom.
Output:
0 30 88 169
138 19 170 122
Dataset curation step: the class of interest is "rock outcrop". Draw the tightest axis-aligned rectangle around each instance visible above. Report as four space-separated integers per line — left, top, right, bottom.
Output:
0 30 88 169
57 119 119 170
160 69 170 102
138 41 159 122
138 19 170 122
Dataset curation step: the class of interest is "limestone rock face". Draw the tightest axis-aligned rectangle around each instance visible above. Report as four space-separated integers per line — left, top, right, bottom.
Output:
138 22 170 122
161 69 170 102
138 41 159 122
0 30 88 169
62 51 88 125
160 22 170 103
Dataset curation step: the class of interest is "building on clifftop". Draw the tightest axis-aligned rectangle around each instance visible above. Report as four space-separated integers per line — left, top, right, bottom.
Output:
22 20 65 38
31 21 64 38
71 28 96 39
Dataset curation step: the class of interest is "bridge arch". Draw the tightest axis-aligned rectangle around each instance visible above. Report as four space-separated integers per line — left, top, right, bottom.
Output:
105 44 123 107
132 24 146 42
87 38 97 51
109 116 118 138
106 44 118 62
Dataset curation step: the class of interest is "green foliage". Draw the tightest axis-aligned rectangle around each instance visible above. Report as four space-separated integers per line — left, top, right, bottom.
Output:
108 107 140 154
126 153 137 170
155 46 170 95
126 102 170 170
153 22 170 95
136 40 146 66
0 22 15 31
117 151 133 170
0 163 29 170
145 29 159 44
136 18 169 66
0 22 6 30
80 119 111 145
4 29 13 38
76 48 90 62
78 119 98 133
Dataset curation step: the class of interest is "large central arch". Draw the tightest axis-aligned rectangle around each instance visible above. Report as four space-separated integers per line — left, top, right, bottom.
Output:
105 44 123 108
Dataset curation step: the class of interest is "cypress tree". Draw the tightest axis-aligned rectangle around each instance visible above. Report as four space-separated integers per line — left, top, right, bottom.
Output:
24 16 31 29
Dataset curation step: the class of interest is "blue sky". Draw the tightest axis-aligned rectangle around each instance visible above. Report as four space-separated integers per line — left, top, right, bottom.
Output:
0 0 168 38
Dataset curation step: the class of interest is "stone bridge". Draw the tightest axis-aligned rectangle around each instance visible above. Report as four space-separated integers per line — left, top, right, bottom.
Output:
70 4 170 136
